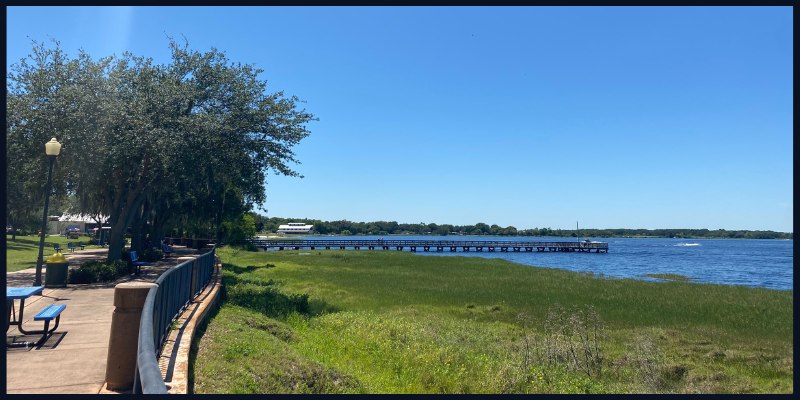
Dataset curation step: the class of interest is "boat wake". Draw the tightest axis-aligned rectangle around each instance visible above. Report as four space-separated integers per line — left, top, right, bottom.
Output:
674 243 701 247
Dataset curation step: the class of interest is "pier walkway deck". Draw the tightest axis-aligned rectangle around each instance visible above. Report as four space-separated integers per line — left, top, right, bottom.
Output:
250 239 609 253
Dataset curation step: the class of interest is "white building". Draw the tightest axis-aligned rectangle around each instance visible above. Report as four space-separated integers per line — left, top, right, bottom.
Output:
277 222 314 234
49 213 107 235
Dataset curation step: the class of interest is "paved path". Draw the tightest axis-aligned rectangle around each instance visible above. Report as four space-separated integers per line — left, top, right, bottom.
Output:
6 246 199 394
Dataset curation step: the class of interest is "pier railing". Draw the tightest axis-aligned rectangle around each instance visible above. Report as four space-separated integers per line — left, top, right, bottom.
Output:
133 248 217 394
249 239 608 253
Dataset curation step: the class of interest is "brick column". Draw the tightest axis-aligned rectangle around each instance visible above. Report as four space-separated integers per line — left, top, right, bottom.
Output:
104 282 158 391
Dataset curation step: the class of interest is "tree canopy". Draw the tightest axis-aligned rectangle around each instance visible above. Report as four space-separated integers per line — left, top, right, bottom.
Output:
6 39 315 260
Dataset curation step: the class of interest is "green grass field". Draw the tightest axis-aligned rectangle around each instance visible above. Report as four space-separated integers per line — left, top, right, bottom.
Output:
5 234 100 272
191 247 793 394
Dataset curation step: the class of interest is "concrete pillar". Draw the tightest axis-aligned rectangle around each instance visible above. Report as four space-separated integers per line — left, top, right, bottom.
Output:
105 282 158 391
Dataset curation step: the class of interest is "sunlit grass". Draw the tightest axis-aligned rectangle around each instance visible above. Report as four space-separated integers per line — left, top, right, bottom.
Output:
5 234 101 272
192 247 793 394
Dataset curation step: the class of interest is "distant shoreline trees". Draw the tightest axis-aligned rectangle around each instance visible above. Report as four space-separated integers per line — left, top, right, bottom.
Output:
252 216 793 240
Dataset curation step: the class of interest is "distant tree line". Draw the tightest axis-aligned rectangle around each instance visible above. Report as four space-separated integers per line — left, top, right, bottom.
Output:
251 216 792 240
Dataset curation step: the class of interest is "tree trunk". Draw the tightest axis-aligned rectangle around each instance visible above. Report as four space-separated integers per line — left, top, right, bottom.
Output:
131 199 151 253
107 190 145 262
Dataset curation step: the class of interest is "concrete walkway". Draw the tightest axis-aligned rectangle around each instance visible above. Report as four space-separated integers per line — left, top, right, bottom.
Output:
6 246 199 394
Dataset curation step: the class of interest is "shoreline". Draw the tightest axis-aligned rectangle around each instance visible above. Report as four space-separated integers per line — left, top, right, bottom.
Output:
256 234 791 241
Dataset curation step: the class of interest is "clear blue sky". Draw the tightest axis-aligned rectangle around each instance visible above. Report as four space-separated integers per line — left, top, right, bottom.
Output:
6 6 793 232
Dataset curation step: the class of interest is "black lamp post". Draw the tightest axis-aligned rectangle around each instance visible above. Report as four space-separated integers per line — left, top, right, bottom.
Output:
34 137 62 286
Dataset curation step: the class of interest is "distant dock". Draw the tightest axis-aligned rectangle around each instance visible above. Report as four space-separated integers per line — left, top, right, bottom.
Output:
249 239 609 253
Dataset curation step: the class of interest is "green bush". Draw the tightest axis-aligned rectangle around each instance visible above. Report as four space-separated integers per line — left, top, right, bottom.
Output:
67 266 96 284
68 260 131 284
141 248 163 262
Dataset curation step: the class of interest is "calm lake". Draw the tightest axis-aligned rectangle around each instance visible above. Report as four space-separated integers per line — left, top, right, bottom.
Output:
280 235 793 291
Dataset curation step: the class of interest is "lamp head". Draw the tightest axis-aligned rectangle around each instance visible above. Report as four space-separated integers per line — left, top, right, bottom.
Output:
45 138 61 156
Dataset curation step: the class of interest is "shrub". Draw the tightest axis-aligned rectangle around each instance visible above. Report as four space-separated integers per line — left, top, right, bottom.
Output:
628 334 688 393
68 266 96 284
541 304 606 378
67 260 131 284
141 248 163 262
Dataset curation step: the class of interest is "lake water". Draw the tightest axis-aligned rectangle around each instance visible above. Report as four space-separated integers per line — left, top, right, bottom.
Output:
288 235 794 291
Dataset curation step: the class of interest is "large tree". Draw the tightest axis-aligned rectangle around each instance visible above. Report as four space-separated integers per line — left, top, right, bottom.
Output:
7 39 315 260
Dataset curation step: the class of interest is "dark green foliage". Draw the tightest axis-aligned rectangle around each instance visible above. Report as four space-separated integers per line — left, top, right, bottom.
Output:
67 260 131 283
67 266 96 284
222 270 310 318
7 39 315 262
140 248 164 262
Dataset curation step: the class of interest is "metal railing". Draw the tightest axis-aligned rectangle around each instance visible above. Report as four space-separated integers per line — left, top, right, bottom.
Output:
133 248 217 394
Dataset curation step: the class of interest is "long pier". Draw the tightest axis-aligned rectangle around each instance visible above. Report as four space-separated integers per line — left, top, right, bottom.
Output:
249 239 608 253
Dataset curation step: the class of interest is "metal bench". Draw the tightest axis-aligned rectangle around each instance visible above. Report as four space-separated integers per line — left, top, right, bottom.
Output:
67 242 76 252
129 251 148 275
77 241 85 250
161 242 174 258
32 304 66 346
53 243 62 253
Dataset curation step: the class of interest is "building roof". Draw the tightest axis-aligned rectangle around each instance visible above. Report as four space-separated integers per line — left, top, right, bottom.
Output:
58 213 108 223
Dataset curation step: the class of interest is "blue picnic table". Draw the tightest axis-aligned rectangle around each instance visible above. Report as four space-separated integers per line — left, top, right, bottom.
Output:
7 286 66 347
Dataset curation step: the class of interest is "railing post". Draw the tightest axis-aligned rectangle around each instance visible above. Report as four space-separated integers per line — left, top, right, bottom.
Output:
176 256 198 298
105 282 158 391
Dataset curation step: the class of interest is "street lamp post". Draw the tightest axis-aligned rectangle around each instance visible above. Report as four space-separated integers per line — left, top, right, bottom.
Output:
34 138 62 286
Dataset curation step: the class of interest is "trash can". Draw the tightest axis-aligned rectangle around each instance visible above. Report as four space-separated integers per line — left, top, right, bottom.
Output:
45 252 69 288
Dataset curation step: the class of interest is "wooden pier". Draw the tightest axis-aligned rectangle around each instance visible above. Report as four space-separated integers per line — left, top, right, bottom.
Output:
249 239 608 253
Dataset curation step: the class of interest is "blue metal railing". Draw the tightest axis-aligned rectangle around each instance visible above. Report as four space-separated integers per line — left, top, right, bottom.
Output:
133 248 217 394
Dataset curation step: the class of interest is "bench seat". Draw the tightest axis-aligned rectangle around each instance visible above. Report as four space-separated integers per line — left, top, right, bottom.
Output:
34 304 67 321
67 242 76 252
162 243 174 257
129 251 149 274
22 304 67 347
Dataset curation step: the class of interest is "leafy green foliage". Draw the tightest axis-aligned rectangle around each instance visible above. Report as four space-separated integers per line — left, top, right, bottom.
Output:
67 259 131 283
7 38 315 262
140 248 164 262
221 213 257 244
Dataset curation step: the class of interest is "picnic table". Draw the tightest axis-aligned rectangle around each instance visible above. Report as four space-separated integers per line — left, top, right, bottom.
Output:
7 286 66 347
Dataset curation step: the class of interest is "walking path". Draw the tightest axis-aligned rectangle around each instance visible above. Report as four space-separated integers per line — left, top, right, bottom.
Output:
5 246 199 394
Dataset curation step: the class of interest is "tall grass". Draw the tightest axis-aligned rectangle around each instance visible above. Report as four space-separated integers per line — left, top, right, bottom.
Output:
192 248 793 394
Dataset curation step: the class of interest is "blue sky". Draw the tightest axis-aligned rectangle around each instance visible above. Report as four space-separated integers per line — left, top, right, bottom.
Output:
6 6 793 232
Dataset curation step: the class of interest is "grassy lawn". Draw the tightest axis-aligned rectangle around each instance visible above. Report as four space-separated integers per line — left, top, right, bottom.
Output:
5 234 101 272
191 247 793 394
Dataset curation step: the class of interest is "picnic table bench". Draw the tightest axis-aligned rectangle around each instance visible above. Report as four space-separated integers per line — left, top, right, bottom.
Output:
31 304 67 346
66 241 86 252
7 286 67 347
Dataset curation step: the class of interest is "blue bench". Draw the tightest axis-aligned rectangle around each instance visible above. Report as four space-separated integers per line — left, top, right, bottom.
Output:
53 243 62 253
67 242 76 252
162 242 174 258
77 241 85 250
129 251 148 275
32 304 66 346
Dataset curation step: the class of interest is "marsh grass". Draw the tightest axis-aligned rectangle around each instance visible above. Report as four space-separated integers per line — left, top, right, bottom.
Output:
192 248 793 394
645 273 693 282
